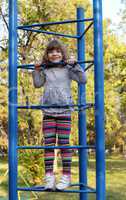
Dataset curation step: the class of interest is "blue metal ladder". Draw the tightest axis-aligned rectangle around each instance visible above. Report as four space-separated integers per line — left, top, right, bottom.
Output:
8 1 105 200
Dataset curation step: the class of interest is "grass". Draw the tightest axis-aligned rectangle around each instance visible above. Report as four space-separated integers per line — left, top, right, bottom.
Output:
0 154 126 200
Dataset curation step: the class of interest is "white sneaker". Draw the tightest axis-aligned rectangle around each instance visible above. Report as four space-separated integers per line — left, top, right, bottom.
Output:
44 174 55 190
56 175 71 190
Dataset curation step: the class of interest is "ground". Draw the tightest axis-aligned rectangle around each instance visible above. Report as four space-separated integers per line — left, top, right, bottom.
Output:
0 154 126 200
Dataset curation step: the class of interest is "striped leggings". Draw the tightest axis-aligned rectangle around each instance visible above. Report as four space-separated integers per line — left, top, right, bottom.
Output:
43 115 72 175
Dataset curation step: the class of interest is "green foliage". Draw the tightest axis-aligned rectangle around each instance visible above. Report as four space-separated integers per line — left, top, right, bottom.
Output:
103 19 126 151
18 150 44 185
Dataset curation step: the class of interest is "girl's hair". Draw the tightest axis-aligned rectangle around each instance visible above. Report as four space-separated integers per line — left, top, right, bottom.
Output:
42 39 67 66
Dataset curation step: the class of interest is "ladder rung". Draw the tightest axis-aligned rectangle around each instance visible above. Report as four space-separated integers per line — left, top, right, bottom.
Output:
17 60 94 70
17 186 96 193
18 27 79 39
17 103 94 110
17 145 96 150
17 18 94 29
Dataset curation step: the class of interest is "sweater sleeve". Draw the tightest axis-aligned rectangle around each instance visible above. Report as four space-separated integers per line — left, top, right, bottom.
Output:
67 64 87 84
32 70 46 88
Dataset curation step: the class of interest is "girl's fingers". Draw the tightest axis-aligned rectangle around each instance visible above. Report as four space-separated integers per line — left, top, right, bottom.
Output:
67 59 76 65
35 63 41 71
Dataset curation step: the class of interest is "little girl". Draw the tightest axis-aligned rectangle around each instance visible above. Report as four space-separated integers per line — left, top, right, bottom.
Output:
32 39 86 190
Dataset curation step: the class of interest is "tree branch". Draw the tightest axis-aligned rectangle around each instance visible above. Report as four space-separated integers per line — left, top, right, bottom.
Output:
0 45 6 51
0 7 9 30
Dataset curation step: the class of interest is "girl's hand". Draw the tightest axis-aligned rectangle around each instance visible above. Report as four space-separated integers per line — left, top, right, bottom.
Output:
67 55 77 65
34 63 42 71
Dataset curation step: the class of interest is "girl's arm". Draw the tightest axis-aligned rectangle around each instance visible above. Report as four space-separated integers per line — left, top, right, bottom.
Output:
32 64 46 88
67 64 87 84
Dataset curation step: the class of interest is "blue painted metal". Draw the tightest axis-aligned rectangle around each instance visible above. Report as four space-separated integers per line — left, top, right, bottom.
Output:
17 187 96 193
8 0 18 200
93 1 105 200
18 18 94 29
17 145 96 150
71 183 95 190
77 8 87 200
17 103 94 109
8 1 105 199
17 60 94 70
18 27 79 38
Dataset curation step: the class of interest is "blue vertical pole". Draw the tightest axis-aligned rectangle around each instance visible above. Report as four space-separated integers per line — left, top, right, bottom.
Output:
77 7 87 200
9 0 18 200
93 0 105 200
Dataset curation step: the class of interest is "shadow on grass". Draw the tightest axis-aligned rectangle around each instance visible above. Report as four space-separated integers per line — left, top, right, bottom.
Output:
34 188 126 200
0 190 126 200
106 189 126 200
19 191 96 200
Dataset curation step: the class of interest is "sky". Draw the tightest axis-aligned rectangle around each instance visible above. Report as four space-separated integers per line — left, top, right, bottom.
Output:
89 0 123 23
102 0 123 23
102 0 124 41
89 0 124 40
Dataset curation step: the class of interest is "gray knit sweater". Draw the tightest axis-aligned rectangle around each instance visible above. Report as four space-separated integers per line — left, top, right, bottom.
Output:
32 64 86 116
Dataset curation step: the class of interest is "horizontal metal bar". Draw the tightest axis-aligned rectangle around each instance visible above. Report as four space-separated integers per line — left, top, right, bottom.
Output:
18 27 79 39
17 60 94 70
17 145 96 150
80 21 94 38
78 60 94 64
18 64 34 70
18 18 94 29
71 183 96 191
17 186 96 193
17 103 94 110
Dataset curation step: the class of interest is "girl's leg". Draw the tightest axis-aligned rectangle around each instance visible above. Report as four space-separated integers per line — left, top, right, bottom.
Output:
43 115 56 175
56 115 72 176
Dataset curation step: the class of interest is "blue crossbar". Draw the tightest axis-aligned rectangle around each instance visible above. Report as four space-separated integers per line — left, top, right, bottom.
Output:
17 103 94 110
18 27 79 39
71 183 95 191
18 18 94 29
17 145 96 150
17 60 94 70
17 186 96 193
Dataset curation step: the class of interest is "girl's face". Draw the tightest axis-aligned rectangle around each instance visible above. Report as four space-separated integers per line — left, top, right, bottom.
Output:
47 49 63 63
